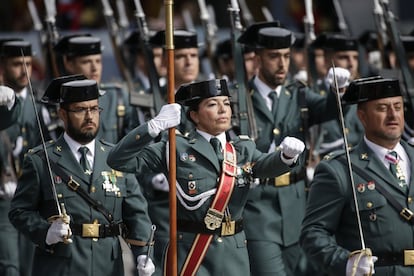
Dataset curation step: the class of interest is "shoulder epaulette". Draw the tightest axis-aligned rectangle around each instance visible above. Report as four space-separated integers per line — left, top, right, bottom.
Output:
286 79 308 90
100 82 124 90
99 139 115 147
29 140 55 155
322 148 351 161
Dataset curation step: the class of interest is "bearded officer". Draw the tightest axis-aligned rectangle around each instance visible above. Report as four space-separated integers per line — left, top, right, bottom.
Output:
9 77 154 276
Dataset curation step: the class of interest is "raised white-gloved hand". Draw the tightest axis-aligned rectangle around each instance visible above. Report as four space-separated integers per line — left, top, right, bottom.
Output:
346 249 377 276
326 67 350 89
147 103 181 137
279 136 305 166
151 173 169 192
0 85 15 110
0 181 17 199
137 255 155 276
46 217 73 245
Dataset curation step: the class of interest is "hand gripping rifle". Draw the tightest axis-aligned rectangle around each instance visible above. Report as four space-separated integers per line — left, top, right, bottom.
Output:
100 0 135 95
42 0 61 79
131 0 164 115
228 0 258 140
197 0 218 78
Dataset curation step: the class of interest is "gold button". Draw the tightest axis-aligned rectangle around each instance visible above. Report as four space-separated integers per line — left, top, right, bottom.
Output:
135 134 140 140
217 237 223 243
366 202 373 209
273 128 280 135
408 197 413 204
57 193 62 198
90 186 96 193
189 173 193 179
345 128 349 134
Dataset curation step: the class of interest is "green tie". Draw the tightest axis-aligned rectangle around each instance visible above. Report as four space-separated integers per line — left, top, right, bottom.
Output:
268 91 278 113
210 137 224 164
78 146 92 176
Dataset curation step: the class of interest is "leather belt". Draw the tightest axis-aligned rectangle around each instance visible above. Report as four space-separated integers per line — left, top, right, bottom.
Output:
71 222 124 238
178 219 243 237
262 170 306 186
375 250 414 266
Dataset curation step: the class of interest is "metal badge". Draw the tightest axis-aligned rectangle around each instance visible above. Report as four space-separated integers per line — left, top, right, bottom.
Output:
180 152 188 161
204 208 224 230
357 183 365 193
189 155 196 162
367 181 375 190
188 181 196 195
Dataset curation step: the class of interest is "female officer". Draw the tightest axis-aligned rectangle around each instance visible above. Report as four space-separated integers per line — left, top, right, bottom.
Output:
107 79 305 275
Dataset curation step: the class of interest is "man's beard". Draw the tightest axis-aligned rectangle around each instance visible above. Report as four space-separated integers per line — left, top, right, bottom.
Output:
66 119 99 144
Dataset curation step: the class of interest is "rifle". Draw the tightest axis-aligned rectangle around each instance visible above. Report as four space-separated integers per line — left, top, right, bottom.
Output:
238 0 254 27
261 7 274 22
115 0 129 42
373 0 389 69
332 0 351 36
100 0 135 95
43 0 61 79
303 0 317 88
131 0 164 114
378 0 414 128
228 0 257 140
197 0 218 78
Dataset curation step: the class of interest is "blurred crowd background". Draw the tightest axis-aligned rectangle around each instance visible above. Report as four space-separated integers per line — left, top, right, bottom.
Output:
0 0 413 83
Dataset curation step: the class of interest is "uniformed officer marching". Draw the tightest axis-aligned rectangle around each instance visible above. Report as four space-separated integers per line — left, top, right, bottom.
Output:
301 77 414 275
54 34 132 143
0 85 21 130
107 79 306 275
236 22 340 275
9 78 154 276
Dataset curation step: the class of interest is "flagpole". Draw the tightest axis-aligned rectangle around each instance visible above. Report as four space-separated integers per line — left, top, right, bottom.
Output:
165 1 177 275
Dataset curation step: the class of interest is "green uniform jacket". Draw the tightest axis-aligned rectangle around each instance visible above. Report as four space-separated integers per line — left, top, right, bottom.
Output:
98 83 132 143
9 136 152 276
107 124 294 275
300 140 414 276
243 80 337 246
0 98 21 130
317 104 364 156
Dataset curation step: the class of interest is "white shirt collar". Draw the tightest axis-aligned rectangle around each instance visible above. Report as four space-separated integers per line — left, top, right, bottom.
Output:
364 136 407 165
196 129 226 149
63 132 95 164
253 76 282 110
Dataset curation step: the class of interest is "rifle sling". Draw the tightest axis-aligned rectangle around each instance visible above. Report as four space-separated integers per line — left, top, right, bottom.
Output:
337 157 414 223
39 153 114 223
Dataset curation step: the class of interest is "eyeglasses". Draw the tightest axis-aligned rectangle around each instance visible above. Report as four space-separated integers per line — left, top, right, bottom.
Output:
64 106 103 116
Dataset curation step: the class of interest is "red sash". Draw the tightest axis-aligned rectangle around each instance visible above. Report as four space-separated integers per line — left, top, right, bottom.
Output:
179 142 237 276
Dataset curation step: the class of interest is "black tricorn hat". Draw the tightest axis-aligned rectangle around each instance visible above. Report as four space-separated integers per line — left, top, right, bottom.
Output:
54 33 92 54
401 35 414 52
215 38 232 60
237 21 281 47
324 33 359 51
60 79 105 103
150 30 198 49
342 76 401 105
175 79 230 106
42 74 88 104
1 40 32 57
358 31 379 52
55 35 102 57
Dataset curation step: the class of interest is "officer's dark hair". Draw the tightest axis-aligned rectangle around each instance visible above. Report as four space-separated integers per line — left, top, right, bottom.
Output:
186 100 202 125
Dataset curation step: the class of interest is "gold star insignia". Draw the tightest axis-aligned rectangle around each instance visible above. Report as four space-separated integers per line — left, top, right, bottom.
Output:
56 146 62 152
360 153 368 160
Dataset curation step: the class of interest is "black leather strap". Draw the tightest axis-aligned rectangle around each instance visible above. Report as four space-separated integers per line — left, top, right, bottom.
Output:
177 219 243 236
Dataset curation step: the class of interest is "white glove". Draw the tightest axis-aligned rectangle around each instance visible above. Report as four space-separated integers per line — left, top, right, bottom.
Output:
326 67 350 89
46 217 73 245
279 136 305 166
147 103 181 137
0 85 15 110
346 249 377 276
137 255 155 276
0 181 17 199
151 173 169 192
